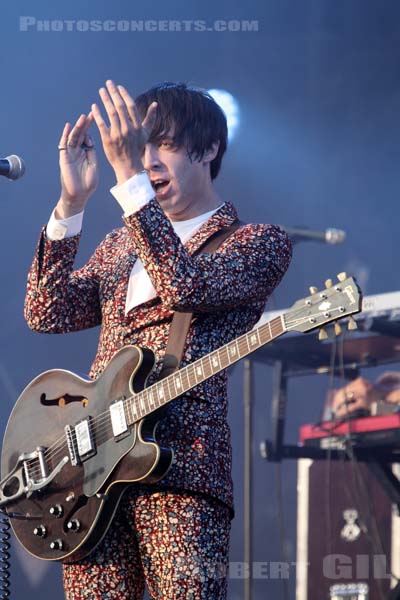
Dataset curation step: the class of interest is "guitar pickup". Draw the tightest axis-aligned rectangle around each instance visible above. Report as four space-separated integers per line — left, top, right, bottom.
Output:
109 400 129 440
65 417 96 467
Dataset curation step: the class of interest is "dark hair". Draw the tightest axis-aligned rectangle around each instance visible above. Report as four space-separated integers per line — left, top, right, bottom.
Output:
135 82 228 180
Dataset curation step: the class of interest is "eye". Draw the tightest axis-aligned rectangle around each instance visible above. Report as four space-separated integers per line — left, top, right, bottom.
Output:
159 140 174 149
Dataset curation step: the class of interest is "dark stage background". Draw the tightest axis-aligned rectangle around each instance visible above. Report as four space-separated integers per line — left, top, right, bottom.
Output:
0 1 399 598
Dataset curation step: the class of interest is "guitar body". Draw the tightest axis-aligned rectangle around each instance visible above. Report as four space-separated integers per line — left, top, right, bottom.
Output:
1 345 173 562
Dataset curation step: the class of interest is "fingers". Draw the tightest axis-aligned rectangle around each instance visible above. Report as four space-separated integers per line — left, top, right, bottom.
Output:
386 390 400 404
91 102 110 145
99 84 122 130
59 122 72 148
59 114 92 150
330 377 373 417
76 113 94 149
60 79 153 158
332 392 365 417
376 372 400 404
117 84 158 137
67 114 86 147
142 101 158 136
117 84 141 128
101 80 157 140
98 80 137 132
104 80 135 131
84 132 97 165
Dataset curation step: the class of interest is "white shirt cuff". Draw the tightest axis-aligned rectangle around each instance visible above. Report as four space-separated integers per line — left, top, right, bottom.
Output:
46 208 84 241
110 172 155 216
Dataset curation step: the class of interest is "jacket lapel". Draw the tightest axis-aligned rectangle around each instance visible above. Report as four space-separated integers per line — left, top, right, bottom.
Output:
184 202 239 255
120 202 240 321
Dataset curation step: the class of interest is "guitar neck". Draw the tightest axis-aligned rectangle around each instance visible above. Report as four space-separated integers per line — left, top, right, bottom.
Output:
124 315 286 425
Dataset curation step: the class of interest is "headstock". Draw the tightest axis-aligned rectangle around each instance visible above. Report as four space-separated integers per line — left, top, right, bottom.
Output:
284 273 362 335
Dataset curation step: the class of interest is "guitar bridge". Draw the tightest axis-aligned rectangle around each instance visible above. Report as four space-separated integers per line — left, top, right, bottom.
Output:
65 417 96 467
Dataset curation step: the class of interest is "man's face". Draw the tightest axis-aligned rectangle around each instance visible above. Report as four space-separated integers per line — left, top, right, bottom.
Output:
143 132 215 221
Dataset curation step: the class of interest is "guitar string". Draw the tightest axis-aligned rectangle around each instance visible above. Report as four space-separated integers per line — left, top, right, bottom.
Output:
24 304 348 478
25 313 287 469
24 304 349 478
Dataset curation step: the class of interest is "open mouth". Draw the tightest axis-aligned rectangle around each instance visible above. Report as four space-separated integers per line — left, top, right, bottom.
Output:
151 179 170 193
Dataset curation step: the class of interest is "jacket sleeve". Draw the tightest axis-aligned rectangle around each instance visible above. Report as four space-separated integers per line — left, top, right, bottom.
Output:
24 227 107 333
124 199 292 313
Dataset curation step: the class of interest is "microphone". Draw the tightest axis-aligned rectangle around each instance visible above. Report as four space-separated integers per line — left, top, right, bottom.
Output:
281 226 346 245
0 155 26 180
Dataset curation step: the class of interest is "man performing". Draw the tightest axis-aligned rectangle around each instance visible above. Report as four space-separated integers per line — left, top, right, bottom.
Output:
24 80 292 599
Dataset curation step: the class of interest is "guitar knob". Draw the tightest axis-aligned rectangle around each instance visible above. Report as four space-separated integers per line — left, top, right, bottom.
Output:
334 322 342 336
49 539 64 551
309 286 318 295
348 316 358 331
33 525 47 538
49 504 64 518
337 272 347 282
67 519 81 532
318 328 328 341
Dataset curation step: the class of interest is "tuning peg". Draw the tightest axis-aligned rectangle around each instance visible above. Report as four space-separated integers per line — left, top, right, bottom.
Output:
309 286 318 295
348 316 358 330
318 328 328 340
325 278 333 289
337 272 347 282
334 322 342 336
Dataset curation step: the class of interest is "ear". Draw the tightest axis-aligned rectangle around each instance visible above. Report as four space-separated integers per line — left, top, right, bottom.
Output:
202 141 220 165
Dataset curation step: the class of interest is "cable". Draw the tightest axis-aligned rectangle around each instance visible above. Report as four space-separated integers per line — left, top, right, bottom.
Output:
333 332 393 599
310 329 394 599
0 510 10 599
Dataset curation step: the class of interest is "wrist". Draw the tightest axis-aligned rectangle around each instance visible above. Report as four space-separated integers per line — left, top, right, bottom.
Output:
115 162 145 186
56 196 87 219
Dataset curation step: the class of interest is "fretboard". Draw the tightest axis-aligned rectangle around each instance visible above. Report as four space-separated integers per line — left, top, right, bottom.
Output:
123 314 286 426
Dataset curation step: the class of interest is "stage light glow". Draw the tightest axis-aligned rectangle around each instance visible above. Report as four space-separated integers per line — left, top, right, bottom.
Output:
208 88 240 141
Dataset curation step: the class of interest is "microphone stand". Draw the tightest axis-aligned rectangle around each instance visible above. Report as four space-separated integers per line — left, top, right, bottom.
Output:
243 358 253 600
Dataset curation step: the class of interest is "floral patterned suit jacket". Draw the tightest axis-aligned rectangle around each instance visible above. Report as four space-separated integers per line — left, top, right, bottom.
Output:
25 199 292 510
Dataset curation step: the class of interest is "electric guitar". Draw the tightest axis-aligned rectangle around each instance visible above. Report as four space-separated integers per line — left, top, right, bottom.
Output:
0 274 361 562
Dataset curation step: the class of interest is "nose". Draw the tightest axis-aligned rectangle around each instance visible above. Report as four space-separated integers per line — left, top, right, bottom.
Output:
143 143 161 172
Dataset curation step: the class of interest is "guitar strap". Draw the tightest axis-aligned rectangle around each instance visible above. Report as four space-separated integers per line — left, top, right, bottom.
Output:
160 220 245 379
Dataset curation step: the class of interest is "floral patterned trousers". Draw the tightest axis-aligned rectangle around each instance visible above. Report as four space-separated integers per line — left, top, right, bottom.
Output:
63 488 231 599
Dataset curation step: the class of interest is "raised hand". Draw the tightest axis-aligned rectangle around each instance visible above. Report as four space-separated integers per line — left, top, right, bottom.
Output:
91 80 157 185
328 372 400 418
57 113 99 218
